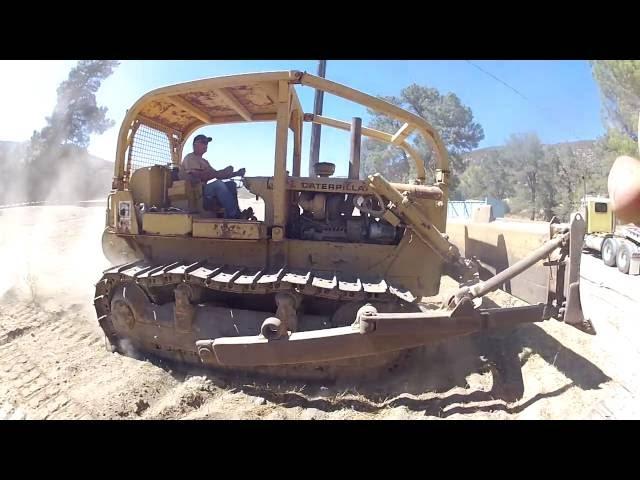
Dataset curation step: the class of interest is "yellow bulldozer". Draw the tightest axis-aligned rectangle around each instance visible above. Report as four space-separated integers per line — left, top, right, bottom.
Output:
95 70 594 378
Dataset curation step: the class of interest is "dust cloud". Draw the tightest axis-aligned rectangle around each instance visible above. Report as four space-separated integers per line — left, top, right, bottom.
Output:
0 149 112 307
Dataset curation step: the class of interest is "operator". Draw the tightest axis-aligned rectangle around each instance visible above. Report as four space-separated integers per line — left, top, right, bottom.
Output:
180 134 247 219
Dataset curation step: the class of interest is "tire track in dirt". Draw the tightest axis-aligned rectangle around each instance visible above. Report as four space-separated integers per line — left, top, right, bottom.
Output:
0 304 50 343
0 301 183 419
0 342 90 419
0 303 99 419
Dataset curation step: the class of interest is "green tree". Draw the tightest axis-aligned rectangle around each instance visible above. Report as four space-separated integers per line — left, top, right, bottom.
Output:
538 147 561 221
554 145 583 219
26 60 120 201
458 150 515 201
589 61 640 205
588 128 637 196
504 132 544 220
590 60 640 147
361 84 484 190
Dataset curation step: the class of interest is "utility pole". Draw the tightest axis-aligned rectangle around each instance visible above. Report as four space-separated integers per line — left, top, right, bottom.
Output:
308 60 327 176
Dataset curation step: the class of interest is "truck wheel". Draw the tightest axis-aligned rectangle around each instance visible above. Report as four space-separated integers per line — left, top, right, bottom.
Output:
617 244 631 274
602 238 618 267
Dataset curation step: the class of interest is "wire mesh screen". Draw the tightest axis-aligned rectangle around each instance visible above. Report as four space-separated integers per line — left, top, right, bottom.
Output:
129 123 173 172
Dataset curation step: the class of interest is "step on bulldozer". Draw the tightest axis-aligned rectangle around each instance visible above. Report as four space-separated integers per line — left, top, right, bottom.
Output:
96 70 595 378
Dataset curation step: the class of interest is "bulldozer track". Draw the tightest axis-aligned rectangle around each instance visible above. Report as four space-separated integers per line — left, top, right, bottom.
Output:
92 260 421 373
94 260 417 340
96 260 417 304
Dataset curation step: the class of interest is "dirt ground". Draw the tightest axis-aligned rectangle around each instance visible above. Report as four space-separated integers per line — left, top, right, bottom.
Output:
0 204 638 420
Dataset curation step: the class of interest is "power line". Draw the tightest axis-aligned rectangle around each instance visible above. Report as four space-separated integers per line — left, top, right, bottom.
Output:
466 60 531 102
465 60 583 143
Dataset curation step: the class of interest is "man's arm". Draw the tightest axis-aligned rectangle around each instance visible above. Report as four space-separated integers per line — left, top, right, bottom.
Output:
199 160 232 181
212 165 236 180
184 168 215 182
207 165 244 180
184 162 243 181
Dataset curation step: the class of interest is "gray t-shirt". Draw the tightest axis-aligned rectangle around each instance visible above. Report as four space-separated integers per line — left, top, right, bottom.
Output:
179 152 213 181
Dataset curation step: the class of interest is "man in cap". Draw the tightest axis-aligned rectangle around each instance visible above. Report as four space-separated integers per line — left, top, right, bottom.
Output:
180 134 247 219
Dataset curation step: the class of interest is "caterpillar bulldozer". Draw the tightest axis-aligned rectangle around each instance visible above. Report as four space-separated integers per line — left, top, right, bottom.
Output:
95 70 594 378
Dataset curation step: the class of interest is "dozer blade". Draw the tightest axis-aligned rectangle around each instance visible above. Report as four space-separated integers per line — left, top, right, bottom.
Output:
446 210 594 334
563 211 593 333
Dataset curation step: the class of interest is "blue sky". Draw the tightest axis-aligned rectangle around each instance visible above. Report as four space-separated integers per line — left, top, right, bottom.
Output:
0 60 605 177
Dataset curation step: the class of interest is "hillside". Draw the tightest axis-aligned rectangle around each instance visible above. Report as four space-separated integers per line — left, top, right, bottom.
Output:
0 141 114 204
463 139 597 165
